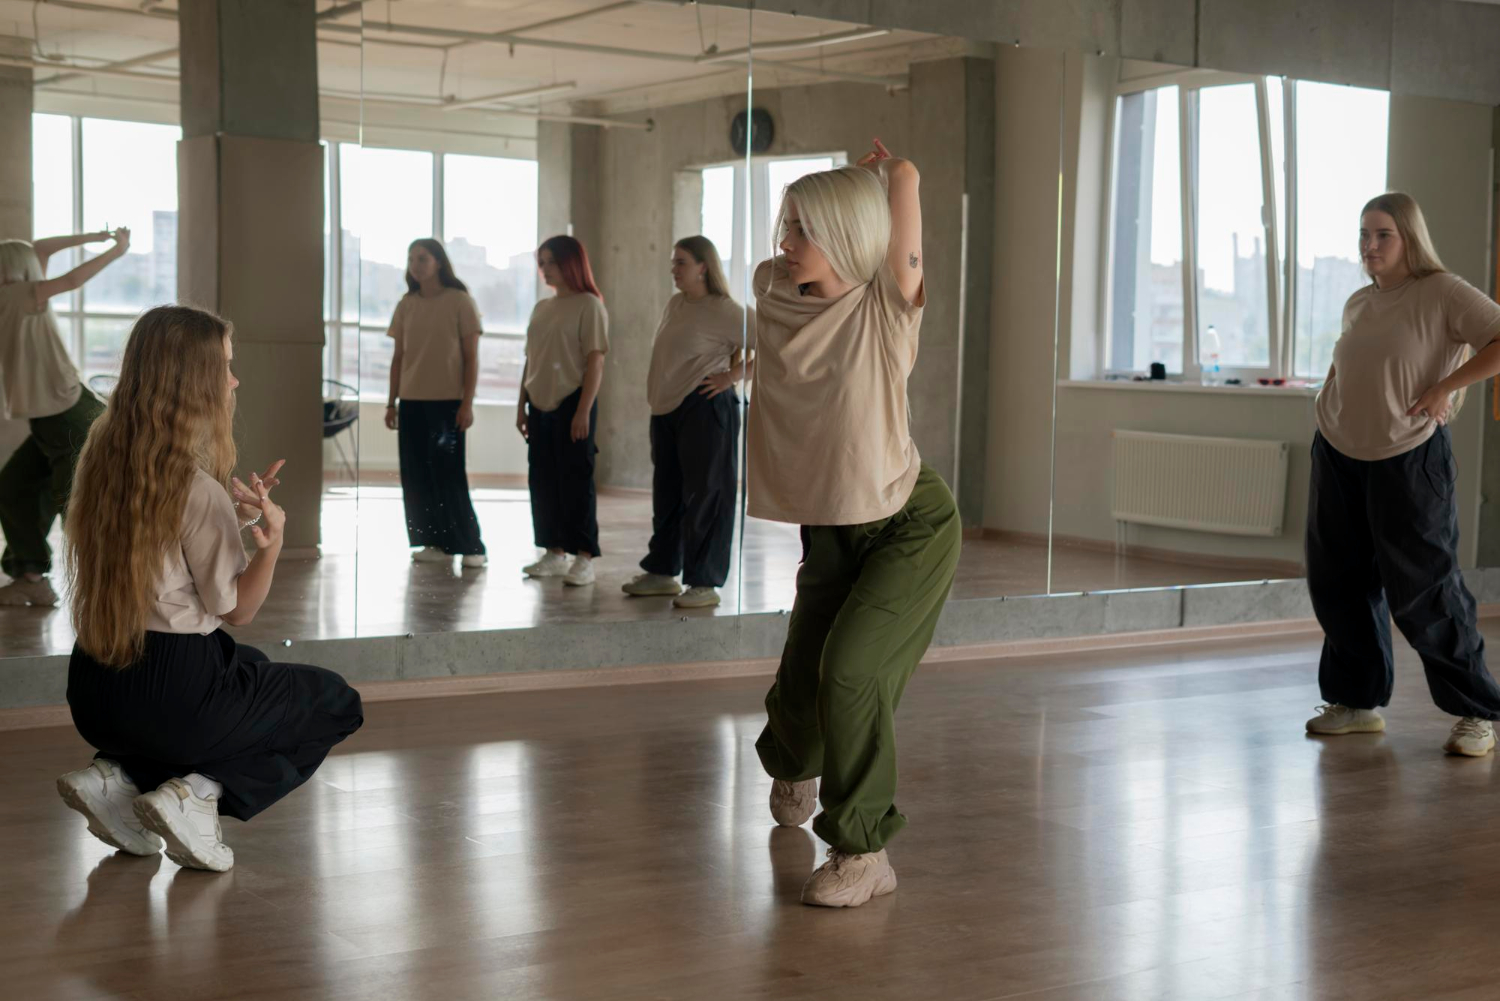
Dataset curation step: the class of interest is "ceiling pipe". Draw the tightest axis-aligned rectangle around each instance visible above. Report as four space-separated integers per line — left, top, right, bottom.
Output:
441 82 579 112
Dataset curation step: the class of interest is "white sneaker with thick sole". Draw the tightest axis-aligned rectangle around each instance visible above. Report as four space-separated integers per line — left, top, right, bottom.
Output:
770 778 817 827
0 576 59 607
1306 704 1386 735
1444 717 1496 757
674 586 721 609
461 554 488 568
801 848 897 908
133 778 234 872
411 546 451 564
622 573 681 597
523 552 570 578
563 557 596 587
56 759 162 856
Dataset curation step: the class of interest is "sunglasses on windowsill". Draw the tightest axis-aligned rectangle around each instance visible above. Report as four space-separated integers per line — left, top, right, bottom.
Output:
1257 378 1286 386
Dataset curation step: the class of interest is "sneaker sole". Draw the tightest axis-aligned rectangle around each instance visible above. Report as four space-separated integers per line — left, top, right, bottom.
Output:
674 597 721 608
623 585 682 597
56 774 161 856
133 795 234 872
1445 739 1496 757
563 578 595 587
1306 720 1386 735
802 869 898 908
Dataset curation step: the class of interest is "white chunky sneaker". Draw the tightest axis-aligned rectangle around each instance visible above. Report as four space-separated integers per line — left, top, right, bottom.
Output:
460 554 488 568
56 759 162 856
622 573 682 597
769 778 817 827
411 546 451 564
1444 717 1496 757
1306 704 1386 735
0 576 59 607
801 848 897 908
563 556 596 587
133 777 235 872
523 552 569 578
674 586 721 609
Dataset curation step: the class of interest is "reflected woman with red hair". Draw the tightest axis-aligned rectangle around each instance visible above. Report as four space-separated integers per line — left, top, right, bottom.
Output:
516 235 609 587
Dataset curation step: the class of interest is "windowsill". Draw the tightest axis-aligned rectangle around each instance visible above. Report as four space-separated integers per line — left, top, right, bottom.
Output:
1057 379 1320 398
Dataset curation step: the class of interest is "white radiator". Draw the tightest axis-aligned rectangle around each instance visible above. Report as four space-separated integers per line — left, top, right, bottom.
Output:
1110 431 1289 537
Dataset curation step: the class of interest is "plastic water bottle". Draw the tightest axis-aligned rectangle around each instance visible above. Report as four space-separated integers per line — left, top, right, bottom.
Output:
1201 325 1221 386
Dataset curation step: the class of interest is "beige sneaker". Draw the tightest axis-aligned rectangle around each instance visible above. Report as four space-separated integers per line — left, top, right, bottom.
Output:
523 552 569 578
133 777 234 872
801 848 897 908
622 573 681 597
563 556 596 587
1444 717 1496 757
769 778 817 827
56 759 162 856
1306 704 1385 735
673 586 721 609
0 576 59 607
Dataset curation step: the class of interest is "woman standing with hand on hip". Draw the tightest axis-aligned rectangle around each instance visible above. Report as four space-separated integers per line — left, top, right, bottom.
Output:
517 235 608 588
1306 192 1500 757
622 235 751 610
751 141 961 908
384 238 487 568
0 228 129 607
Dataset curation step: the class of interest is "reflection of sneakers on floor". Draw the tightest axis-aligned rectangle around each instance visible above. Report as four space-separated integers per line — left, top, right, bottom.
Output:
133 777 235 873
411 546 450 564
0 576 59 607
461 554 488 568
1444 717 1496 757
56 759 162 856
563 557 596 587
801 848 897 908
1306 704 1385 735
674 586 721 609
622 573 681 597
523 552 569 578
770 778 817 827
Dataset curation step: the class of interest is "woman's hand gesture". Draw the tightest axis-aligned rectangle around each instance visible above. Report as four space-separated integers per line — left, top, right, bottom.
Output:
1408 385 1455 426
570 408 590 443
231 460 285 527
456 402 475 432
242 473 286 550
516 405 529 441
855 138 894 171
698 369 738 398
110 227 131 254
384 405 398 431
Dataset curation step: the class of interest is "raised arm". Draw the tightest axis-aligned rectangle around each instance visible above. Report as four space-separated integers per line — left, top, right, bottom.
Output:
33 231 112 270
34 228 129 305
857 139 923 304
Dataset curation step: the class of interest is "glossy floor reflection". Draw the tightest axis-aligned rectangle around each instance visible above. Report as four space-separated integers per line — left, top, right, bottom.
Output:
1 479 1295 657
9 627 1500 999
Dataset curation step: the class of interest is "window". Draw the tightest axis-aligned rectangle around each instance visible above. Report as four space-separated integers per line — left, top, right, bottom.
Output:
1104 74 1388 382
29 114 182 382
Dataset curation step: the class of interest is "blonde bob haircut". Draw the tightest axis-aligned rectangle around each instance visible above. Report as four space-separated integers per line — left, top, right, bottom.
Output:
769 166 890 290
0 239 44 284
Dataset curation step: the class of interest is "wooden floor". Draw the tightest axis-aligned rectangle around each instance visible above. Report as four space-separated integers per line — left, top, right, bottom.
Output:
8 625 1500 999
1 484 1291 658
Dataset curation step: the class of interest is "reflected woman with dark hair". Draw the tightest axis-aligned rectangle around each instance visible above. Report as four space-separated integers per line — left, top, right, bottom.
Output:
517 235 608 587
384 237 487 567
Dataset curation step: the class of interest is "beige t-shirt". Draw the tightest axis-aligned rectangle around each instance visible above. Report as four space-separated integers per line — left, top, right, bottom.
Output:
524 293 610 412
0 282 82 420
387 289 483 401
1316 273 1500 461
147 468 249 635
646 294 754 415
746 257 924 526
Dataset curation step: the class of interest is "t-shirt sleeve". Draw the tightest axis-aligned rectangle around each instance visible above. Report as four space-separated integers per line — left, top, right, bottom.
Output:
180 475 248 617
458 293 483 340
386 297 406 343
579 297 610 355
1445 278 1500 350
872 263 925 329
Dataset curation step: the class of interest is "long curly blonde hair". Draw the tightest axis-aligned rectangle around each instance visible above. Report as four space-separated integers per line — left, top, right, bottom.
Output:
66 305 238 667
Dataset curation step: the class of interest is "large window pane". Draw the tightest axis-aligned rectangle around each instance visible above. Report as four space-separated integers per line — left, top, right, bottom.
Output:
442 153 538 336
1193 84 1270 369
80 119 181 313
1292 81 1388 378
344 145 432 328
477 334 525 405
765 156 834 246
700 164 735 286
1109 86 1184 373
33 114 75 280
81 316 133 382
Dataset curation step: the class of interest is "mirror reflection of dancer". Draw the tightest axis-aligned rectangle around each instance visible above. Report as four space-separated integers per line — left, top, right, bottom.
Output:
0 229 129 607
384 239 487 568
751 141 961 907
516 236 608 588
56 306 363 872
622 236 752 610
1306 192 1500 756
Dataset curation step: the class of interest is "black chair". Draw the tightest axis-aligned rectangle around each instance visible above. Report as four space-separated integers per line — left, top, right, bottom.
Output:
322 379 360 480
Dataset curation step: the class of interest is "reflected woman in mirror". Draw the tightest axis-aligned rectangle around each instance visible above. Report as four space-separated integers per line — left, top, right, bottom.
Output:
1307 192 1500 756
750 140 961 907
0 230 129 607
622 236 751 610
58 305 363 872
384 238 487 568
516 235 608 588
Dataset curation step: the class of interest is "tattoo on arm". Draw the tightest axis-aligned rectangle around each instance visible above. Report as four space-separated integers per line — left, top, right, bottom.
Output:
908 252 920 270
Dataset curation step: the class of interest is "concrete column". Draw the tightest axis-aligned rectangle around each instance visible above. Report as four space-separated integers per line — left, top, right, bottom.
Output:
177 0 324 553
0 35 32 239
